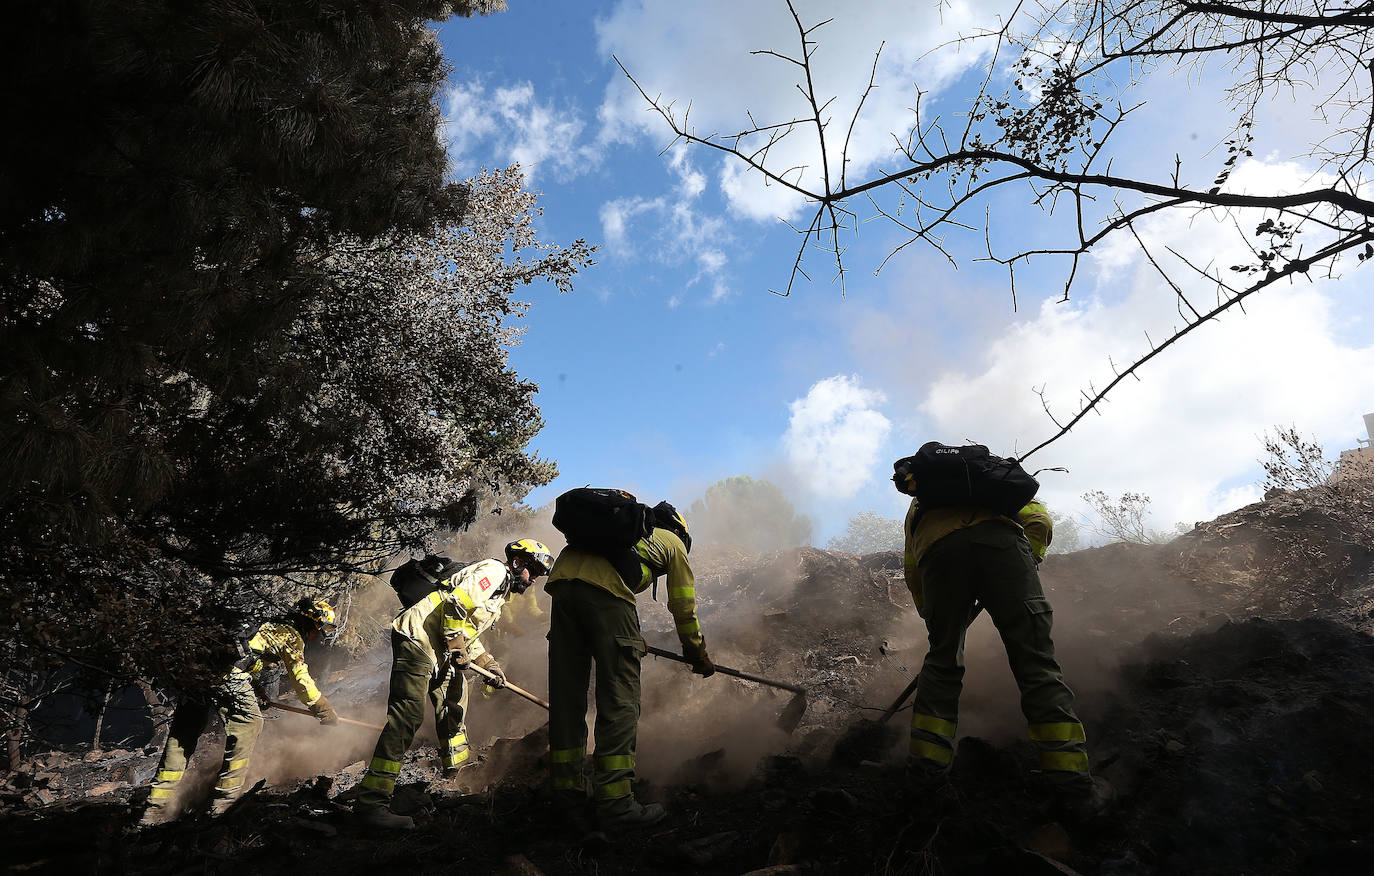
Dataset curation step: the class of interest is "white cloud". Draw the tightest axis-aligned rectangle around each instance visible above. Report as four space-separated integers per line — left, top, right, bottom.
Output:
598 146 736 303
784 375 893 497
910 157 1374 532
443 80 593 184
596 0 1018 220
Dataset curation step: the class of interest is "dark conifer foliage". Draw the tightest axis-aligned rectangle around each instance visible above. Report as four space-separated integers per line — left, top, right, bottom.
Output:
0 1 594 695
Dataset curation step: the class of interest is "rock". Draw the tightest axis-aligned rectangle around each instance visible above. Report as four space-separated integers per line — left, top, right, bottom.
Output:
87 782 125 797
768 831 804 865
678 831 740 867
292 817 339 837
1025 822 1076 862
806 787 856 813
492 854 544 876
761 788 789 811
83 751 104 763
26 788 59 806
1164 739 1186 754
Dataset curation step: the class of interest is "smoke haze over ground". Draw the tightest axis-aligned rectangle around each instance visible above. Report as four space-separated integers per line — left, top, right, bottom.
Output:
6 481 1374 874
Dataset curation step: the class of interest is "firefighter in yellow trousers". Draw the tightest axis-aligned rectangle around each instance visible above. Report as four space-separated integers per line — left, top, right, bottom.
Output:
353 539 554 830
139 599 339 825
896 471 1112 820
545 502 714 829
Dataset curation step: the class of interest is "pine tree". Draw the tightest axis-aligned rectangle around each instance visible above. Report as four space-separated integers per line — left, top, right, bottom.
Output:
0 2 596 693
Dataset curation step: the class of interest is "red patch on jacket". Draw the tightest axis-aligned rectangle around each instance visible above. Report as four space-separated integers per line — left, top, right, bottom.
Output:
478 577 491 591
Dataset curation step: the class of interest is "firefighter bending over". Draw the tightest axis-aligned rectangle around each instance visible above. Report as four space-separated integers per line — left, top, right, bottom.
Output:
895 468 1112 820
353 539 554 830
139 598 340 824
546 501 714 829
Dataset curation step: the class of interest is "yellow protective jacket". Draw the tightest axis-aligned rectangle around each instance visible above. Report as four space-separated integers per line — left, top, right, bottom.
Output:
392 558 511 672
545 527 705 650
247 621 322 706
902 500 1054 616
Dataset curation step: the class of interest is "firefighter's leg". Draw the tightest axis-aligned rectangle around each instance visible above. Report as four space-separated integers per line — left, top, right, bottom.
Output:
974 527 1090 786
431 664 471 772
910 531 978 770
547 583 593 803
356 635 431 808
210 668 263 811
142 698 210 820
585 590 646 818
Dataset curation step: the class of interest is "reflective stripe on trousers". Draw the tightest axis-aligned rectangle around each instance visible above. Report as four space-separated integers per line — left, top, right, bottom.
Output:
594 753 635 801
909 711 957 765
441 731 470 769
549 746 585 793
1029 721 1090 773
147 669 262 809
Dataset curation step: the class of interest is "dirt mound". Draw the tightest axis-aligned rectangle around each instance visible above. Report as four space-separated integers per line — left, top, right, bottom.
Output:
1091 617 1374 874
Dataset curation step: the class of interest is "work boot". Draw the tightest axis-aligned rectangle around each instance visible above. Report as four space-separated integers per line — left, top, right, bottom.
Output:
208 795 239 817
598 799 666 829
353 802 415 830
1059 775 1115 823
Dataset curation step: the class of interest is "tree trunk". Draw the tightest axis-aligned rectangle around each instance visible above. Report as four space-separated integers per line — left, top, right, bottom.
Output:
6 675 31 773
137 680 171 751
91 683 113 753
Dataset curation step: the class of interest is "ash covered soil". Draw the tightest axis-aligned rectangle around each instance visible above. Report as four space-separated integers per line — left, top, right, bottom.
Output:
4 489 1373 875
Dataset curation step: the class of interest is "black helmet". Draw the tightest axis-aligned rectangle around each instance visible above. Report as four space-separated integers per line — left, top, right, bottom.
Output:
652 501 692 553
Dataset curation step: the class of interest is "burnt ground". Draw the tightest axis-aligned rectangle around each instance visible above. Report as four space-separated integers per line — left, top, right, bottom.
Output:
3 487 1373 875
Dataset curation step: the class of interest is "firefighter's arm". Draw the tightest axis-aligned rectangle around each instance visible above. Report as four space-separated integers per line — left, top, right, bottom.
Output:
904 499 927 618
442 587 485 665
652 532 713 677
1018 500 1053 563
278 639 324 707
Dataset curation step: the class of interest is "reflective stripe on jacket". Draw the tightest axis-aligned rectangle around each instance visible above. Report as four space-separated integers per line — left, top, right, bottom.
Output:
247 622 322 706
391 558 510 669
546 527 705 650
1018 499 1053 562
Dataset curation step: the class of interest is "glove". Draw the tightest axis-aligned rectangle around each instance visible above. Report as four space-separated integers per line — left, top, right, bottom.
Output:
682 640 715 678
309 695 340 726
446 633 473 668
473 653 505 689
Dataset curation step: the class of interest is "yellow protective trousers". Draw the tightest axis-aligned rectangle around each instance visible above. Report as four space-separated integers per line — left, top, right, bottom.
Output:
357 633 470 806
546 579 646 816
146 668 262 812
910 521 1091 784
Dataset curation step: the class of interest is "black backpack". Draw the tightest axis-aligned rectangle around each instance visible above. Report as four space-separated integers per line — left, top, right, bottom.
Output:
388 554 462 609
552 488 655 587
893 442 1039 520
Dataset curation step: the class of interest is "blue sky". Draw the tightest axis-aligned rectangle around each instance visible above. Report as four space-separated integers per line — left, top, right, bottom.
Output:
434 0 1374 544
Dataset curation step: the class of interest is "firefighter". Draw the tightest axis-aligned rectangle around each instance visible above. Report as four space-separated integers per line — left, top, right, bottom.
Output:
139 598 340 824
545 501 714 829
894 475 1112 820
353 538 554 829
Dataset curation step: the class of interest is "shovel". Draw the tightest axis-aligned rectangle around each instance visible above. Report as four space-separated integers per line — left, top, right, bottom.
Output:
266 701 385 732
646 644 808 733
466 663 551 711
882 601 984 722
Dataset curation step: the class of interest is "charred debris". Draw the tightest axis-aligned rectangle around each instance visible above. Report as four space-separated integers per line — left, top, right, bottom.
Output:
3 484 1374 875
